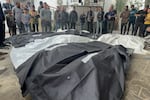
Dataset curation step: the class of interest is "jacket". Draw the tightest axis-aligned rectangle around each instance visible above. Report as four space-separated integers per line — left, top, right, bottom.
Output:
97 11 104 22
70 10 78 23
129 9 137 23
120 10 130 24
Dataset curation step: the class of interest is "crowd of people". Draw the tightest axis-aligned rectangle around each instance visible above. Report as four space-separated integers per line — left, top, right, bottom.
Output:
0 0 150 47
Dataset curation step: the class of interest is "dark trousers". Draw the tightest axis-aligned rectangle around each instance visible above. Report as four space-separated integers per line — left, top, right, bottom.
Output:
107 20 114 33
87 21 93 33
33 23 39 32
121 23 127 35
0 22 5 45
9 26 16 36
134 22 144 37
70 23 76 29
127 22 135 35
143 24 150 37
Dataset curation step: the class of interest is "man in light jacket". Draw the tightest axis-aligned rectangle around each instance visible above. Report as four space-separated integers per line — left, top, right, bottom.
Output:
40 2 52 32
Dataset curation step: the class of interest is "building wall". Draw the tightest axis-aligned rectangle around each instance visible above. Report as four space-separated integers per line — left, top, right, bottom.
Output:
104 0 116 12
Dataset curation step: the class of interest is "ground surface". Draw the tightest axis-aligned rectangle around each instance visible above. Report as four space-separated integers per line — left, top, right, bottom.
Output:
0 48 150 100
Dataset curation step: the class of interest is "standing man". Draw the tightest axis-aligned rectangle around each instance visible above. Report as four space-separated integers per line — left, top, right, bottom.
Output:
105 5 117 33
97 7 104 35
87 7 94 33
70 6 78 29
134 6 148 36
54 6 61 31
38 1 43 14
0 2 6 47
127 5 137 35
12 2 23 33
93 7 98 34
40 2 52 32
120 6 130 35
80 12 86 30
60 6 68 30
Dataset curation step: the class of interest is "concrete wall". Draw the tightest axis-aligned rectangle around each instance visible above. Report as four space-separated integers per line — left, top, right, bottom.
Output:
104 0 116 12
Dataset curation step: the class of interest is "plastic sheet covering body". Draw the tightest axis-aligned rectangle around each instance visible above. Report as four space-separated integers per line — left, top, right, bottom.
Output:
16 41 130 100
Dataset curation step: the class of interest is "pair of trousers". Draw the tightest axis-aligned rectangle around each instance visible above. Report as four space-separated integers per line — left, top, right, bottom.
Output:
70 23 76 29
55 22 61 31
87 21 93 33
0 22 5 44
107 20 114 33
127 22 135 35
9 26 16 36
32 23 39 32
24 24 30 32
121 23 127 35
41 20 51 32
97 21 103 34
134 22 144 36
16 21 24 33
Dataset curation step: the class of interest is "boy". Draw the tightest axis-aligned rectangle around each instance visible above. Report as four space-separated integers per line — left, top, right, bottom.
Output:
6 10 16 36
21 8 30 32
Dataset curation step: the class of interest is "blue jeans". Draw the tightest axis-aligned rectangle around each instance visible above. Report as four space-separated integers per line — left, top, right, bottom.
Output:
55 21 61 31
24 23 30 32
16 21 24 33
97 21 103 34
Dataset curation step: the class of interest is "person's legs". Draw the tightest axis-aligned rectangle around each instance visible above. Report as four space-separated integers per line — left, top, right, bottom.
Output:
87 22 90 32
107 21 111 33
36 23 39 32
96 21 100 34
91 22 93 33
127 22 131 35
81 23 83 30
41 20 45 32
0 22 5 45
24 24 27 32
12 26 16 35
32 24 35 32
72 23 75 29
99 21 103 34
131 22 135 35
110 20 114 33
133 23 139 36
121 23 124 34
139 23 144 37
124 23 127 35
27 24 30 32
93 22 97 34
16 22 22 33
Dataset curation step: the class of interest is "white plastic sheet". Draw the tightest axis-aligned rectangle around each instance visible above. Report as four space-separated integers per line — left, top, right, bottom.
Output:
97 34 150 54
10 35 93 69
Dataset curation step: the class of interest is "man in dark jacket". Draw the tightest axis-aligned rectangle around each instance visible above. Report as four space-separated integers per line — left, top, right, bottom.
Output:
127 5 137 35
0 2 6 47
54 6 61 31
105 5 117 33
70 7 78 29
80 12 86 30
60 6 69 30
87 7 94 33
